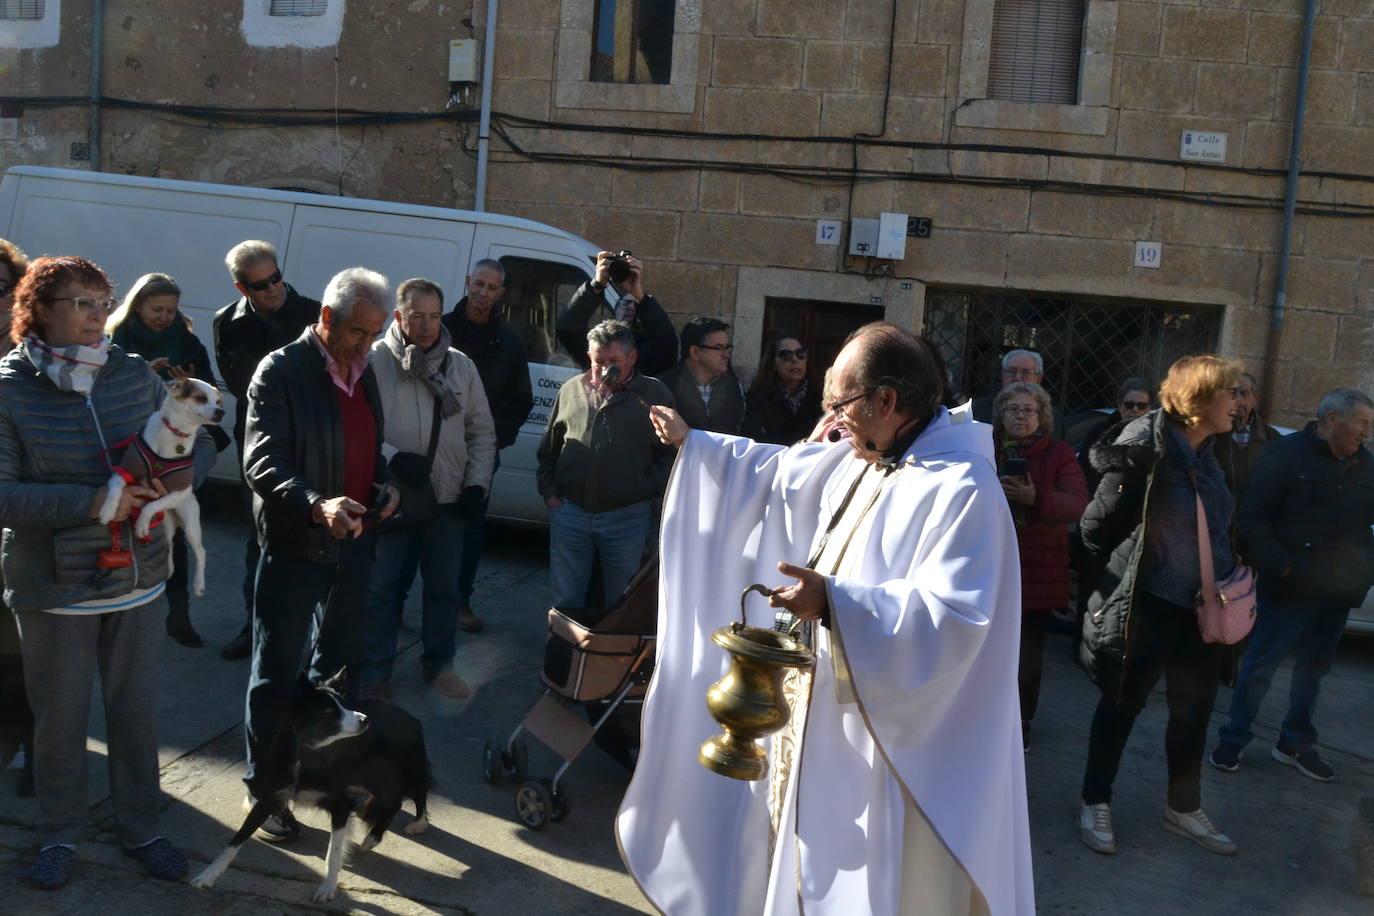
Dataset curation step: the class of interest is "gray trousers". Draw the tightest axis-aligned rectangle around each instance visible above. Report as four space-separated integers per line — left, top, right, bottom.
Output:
16 596 165 849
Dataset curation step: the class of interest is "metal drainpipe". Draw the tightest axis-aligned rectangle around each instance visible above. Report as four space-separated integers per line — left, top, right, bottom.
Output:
1260 0 1316 414
88 0 104 170
473 0 499 211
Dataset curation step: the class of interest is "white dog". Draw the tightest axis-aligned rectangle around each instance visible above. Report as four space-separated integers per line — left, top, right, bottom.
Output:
98 377 225 595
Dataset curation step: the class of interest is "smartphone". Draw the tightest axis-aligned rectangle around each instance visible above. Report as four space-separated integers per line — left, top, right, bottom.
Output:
1003 457 1029 478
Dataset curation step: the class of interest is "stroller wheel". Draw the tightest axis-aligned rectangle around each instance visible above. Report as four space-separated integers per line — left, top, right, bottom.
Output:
514 780 552 830
482 740 500 785
503 738 528 783
549 780 572 823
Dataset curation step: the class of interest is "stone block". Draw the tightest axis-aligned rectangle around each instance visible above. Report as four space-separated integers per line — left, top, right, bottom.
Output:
581 208 680 259
711 36 804 89
1298 210 1374 260
701 0 759 35
1194 64 1277 119
804 41 857 92
699 171 741 213
1357 75 1374 127
1006 235 1131 293
486 160 611 206
1155 199 1277 251
494 28 555 81
851 180 895 216
900 228 1010 288
1029 192 1155 240
648 262 725 315
705 88 821 134
1220 305 1272 360
915 0 965 46
1125 244 1260 309
846 0 895 41
740 174 820 218
497 0 561 30
1115 2 1163 57
1258 255 1362 314
1342 17 1374 74
489 198 584 237
1247 12 1341 69
820 93 887 136
893 184 1031 232
679 212 836 271
1277 309 1339 361
491 78 551 121
611 170 699 212
757 0 848 39
1119 56 1196 113
1275 68 1358 125
1162 8 1249 63
1302 124 1374 175
947 151 1050 181
632 133 757 165
890 44 949 97
1050 157 1186 192
884 97 948 143
1285 360 1352 416
1242 120 1289 169
1335 315 1374 364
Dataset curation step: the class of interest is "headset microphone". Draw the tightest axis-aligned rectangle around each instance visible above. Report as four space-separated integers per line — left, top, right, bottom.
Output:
865 441 877 451
827 428 842 442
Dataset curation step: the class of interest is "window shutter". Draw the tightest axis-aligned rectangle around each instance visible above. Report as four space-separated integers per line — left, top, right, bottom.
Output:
269 0 328 16
988 0 1085 105
0 0 45 19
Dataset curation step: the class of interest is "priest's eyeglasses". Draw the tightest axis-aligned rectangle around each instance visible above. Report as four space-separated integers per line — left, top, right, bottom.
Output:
825 388 875 414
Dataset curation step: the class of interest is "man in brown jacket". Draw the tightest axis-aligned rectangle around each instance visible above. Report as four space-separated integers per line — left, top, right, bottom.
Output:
537 320 674 608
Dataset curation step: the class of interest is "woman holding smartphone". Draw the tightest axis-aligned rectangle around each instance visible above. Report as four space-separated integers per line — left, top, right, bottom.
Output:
994 381 1087 751
106 273 225 647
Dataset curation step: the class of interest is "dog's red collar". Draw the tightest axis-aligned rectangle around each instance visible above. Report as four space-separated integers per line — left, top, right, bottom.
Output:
161 415 192 439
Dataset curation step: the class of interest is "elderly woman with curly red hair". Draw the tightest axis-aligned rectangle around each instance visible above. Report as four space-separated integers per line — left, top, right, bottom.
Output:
1076 354 1243 859
0 256 215 890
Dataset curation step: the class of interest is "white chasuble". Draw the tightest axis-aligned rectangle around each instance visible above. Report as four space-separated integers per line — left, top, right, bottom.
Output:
616 408 1034 916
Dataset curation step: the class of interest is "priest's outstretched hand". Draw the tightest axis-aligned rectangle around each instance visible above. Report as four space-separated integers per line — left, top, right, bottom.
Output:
769 561 830 623
649 404 688 446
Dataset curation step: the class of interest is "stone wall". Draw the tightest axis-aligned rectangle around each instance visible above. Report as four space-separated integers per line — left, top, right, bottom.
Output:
2 0 1372 423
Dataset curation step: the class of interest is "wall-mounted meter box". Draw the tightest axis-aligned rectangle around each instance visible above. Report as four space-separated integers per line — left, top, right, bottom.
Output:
449 39 478 83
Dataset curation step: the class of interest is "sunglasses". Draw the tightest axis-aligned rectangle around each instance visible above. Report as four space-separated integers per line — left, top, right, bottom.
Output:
48 296 119 317
776 348 808 361
243 270 283 292
1121 401 1150 410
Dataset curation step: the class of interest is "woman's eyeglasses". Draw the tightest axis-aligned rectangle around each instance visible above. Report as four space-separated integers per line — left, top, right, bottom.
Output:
1001 406 1038 418
47 296 119 317
776 348 808 361
244 270 283 292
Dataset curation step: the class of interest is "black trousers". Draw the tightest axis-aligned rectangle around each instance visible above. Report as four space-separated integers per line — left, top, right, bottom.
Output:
1018 611 1049 723
1081 592 1221 812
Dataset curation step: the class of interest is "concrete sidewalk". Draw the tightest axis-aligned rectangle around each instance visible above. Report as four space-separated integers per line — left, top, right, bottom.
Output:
1 505 1371 914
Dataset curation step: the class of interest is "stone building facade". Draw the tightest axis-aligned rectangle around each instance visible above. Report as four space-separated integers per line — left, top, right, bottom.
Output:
2 0 1372 424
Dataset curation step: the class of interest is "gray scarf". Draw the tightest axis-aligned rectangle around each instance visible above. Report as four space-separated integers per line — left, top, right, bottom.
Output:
383 321 462 419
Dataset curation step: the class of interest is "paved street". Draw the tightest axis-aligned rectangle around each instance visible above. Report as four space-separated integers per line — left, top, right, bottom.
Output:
1 493 1372 914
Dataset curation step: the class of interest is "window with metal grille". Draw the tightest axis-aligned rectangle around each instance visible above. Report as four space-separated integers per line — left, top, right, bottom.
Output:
591 0 675 84
988 0 1085 105
270 0 327 16
0 0 45 19
923 289 1221 416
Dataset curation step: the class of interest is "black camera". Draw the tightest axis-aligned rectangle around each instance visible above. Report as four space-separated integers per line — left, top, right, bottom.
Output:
607 250 634 285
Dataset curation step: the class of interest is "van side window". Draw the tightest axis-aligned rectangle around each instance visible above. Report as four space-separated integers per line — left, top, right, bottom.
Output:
497 256 589 368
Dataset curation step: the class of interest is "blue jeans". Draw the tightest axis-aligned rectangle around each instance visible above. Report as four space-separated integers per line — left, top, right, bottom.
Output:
363 505 466 683
243 535 373 800
1218 597 1349 753
549 499 652 608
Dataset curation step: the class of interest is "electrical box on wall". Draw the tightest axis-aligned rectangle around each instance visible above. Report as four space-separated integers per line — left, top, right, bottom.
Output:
877 212 909 260
449 39 478 83
849 218 879 256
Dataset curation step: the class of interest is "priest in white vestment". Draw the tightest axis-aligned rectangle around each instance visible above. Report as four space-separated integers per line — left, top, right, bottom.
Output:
616 323 1034 915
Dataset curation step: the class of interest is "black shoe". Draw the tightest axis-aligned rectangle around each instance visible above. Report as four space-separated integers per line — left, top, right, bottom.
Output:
1272 744 1335 782
1209 742 1241 772
245 798 302 843
221 625 252 660
166 608 203 648
122 837 188 880
1021 720 1030 753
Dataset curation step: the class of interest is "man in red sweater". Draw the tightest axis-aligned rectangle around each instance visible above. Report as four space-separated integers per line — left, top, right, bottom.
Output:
241 267 398 843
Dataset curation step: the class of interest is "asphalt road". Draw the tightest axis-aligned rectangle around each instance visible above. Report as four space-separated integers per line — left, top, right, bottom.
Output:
1 493 1371 914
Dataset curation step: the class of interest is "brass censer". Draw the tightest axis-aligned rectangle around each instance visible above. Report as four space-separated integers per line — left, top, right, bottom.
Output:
699 584 816 781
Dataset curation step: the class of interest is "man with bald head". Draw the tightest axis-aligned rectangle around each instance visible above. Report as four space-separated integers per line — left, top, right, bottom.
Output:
622 322 1033 915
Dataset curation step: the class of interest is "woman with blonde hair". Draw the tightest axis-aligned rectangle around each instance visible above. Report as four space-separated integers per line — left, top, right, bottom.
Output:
1076 354 1243 858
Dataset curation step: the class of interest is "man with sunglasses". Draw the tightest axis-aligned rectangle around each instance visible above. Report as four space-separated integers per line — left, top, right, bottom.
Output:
213 240 320 661
655 317 746 435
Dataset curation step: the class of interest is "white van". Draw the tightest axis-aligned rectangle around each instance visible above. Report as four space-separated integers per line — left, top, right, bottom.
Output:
0 166 603 524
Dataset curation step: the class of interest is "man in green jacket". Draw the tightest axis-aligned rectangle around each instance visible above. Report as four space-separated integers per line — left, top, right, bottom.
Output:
536 320 675 607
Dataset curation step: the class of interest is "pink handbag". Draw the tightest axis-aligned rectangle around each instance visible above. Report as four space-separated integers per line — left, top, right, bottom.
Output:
1190 471 1257 645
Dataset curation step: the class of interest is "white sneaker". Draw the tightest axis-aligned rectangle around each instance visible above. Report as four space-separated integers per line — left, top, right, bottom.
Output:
1163 806 1237 855
1079 803 1116 854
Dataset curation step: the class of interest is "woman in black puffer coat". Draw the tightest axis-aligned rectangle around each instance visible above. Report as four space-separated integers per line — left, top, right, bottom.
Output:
1075 355 1243 860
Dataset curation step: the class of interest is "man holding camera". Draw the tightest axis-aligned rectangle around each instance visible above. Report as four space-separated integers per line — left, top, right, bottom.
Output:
556 251 677 377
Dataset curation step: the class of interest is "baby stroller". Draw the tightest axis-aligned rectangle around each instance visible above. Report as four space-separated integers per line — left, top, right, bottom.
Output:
482 556 658 830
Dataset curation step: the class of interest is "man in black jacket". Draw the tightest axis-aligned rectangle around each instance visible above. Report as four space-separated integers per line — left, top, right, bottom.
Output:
555 251 677 377
1210 387 1374 783
442 259 534 630
241 267 397 840
655 317 746 434
214 240 320 660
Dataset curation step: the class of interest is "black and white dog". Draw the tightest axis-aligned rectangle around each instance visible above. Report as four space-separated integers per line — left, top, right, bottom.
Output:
192 671 432 902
